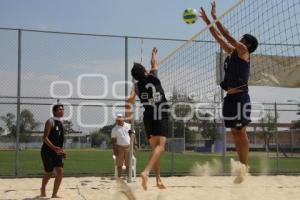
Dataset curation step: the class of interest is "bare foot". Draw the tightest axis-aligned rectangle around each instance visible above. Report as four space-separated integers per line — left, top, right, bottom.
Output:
156 182 166 189
140 172 148 191
234 164 248 184
51 194 61 198
40 188 46 197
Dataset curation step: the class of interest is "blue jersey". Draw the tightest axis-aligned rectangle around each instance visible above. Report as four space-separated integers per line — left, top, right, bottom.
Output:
220 50 250 92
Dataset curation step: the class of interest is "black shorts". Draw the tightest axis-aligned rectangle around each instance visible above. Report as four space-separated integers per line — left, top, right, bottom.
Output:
41 150 64 172
223 92 251 129
143 113 169 139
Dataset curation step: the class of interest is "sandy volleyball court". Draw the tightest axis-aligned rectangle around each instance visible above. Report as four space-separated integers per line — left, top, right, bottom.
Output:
0 175 299 200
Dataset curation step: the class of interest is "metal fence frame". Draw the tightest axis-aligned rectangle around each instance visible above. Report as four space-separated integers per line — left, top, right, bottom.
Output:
0 27 299 176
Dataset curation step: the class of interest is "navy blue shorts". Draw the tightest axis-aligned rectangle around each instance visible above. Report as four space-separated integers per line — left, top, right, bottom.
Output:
222 92 251 129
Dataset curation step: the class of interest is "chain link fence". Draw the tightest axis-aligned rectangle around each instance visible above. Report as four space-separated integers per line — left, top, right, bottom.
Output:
0 28 299 177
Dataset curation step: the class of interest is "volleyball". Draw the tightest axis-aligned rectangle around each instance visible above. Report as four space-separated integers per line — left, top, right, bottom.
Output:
183 8 198 24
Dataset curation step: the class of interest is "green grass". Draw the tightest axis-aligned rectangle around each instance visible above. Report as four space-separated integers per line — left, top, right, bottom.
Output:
0 149 300 177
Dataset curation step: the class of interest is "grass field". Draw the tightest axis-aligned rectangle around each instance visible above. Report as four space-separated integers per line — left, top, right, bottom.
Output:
0 149 300 177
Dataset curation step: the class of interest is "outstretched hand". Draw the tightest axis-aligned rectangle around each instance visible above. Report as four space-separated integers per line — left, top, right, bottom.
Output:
152 47 158 55
151 47 158 68
211 1 217 20
199 7 211 25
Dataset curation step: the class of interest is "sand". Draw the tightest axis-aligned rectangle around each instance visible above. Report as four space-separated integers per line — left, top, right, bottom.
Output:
0 175 300 200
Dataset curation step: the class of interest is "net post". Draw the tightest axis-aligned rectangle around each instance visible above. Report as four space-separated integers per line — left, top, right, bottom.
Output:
15 29 22 176
127 80 135 183
125 36 128 102
170 91 175 176
274 102 279 174
127 128 135 183
125 35 135 183
219 46 227 175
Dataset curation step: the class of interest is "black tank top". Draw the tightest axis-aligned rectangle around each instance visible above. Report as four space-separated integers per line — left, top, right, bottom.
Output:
220 50 250 92
41 118 64 155
135 71 169 118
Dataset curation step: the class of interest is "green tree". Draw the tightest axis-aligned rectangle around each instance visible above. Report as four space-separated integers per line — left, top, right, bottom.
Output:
20 109 41 130
1 110 41 142
0 127 4 135
258 111 277 152
173 121 194 139
291 101 300 128
133 121 148 148
170 89 219 144
20 109 41 142
0 113 16 138
99 124 115 135
199 113 219 141
171 89 194 138
291 120 300 129
188 111 220 144
89 124 115 147
90 131 110 147
62 120 74 134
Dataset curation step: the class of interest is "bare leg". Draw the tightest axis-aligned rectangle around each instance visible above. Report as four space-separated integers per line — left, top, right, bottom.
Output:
239 127 249 166
149 138 166 189
52 167 63 198
233 127 249 165
117 166 122 178
232 127 249 184
231 128 242 162
153 161 166 189
41 172 52 197
141 136 166 190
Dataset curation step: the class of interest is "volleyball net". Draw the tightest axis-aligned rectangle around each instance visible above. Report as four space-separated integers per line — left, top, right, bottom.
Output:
159 0 300 102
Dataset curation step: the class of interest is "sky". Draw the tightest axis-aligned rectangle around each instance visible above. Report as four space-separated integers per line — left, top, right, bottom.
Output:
0 0 299 132
0 0 238 38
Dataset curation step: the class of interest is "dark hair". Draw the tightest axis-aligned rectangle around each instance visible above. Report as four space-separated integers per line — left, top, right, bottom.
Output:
243 34 258 53
131 63 147 82
52 104 64 115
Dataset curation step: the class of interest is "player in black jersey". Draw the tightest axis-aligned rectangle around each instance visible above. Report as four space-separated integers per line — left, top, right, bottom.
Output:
126 48 169 190
40 104 66 198
200 1 258 183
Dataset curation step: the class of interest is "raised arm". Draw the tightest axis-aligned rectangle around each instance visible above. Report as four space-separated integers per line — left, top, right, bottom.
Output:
125 87 137 124
199 7 234 54
150 47 158 71
211 1 247 54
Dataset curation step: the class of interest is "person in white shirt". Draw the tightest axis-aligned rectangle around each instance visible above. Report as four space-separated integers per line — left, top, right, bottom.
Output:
111 114 131 177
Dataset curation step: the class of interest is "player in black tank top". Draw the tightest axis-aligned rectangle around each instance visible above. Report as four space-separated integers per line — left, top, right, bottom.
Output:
134 65 169 120
41 119 64 156
200 2 258 184
40 104 66 198
126 48 168 190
